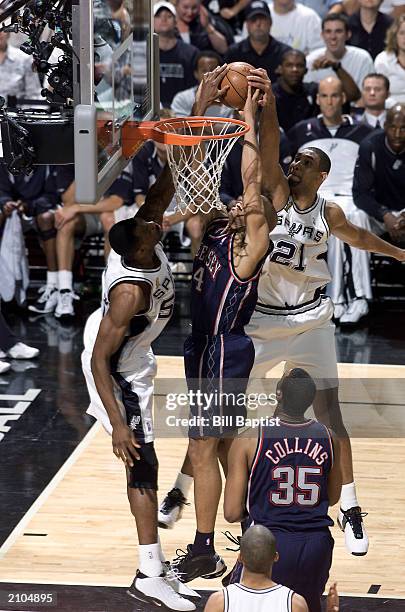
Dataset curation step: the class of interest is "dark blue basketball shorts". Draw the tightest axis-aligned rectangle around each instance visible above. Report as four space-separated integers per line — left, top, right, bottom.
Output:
184 332 255 438
230 529 334 612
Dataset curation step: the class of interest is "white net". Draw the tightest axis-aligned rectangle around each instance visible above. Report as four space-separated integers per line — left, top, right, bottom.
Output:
157 118 248 215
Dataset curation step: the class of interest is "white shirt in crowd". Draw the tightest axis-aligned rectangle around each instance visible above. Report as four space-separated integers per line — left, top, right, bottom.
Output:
304 45 374 88
374 51 405 104
267 2 323 53
0 45 42 100
379 0 404 14
363 110 387 128
171 85 234 118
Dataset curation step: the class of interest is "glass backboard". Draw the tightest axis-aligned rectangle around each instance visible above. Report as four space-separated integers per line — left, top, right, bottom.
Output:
73 0 159 203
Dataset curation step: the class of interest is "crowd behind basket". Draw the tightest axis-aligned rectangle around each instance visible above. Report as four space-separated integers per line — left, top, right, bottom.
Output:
0 0 404 367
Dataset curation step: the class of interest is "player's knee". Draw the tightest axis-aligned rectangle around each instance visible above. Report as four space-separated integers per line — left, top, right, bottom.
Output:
188 437 218 467
127 442 158 490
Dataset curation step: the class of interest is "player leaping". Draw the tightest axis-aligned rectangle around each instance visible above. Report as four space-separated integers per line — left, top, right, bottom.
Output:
244 68 405 555
168 71 277 583
161 69 405 557
81 161 198 610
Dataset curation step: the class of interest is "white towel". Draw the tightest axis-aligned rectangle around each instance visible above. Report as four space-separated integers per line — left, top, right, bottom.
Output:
0 210 29 304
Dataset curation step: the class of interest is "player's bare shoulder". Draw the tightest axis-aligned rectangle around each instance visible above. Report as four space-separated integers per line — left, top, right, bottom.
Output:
204 589 225 611
108 281 149 324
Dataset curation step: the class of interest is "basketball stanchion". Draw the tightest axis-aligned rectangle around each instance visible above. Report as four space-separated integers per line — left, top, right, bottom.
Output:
122 116 249 215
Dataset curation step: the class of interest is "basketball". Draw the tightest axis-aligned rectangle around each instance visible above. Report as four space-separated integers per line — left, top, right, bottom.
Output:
220 61 255 110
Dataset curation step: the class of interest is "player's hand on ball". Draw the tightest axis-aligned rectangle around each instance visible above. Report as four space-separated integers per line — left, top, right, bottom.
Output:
327 583 339 612
195 64 230 110
112 424 141 466
243 85 261 120
247 68 273 107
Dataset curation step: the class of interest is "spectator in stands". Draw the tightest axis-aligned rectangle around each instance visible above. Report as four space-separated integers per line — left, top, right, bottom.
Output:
342 0 404 19
206 0 251 36
305 14 374 98
51 166 133 319
353 103 405 243
300 0 343 18
374 15 405 103
0 166 59 315
154 1 199 108
288 76 374 325
176 0 234 55
0 31 42 101
171 50 233 117
273 49 318 132
267 0 323 53
219 125 292 205
224 0 292 82
0 310 39 373
354 72 390 127
348 0 393 60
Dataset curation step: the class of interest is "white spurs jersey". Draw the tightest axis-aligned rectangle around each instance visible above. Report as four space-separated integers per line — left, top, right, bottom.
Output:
224 583 295 612
257 194 331 315
102 243 174 372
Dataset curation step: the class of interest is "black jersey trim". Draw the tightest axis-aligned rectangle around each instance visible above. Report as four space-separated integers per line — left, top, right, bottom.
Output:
320 198 330 238
255 290 328 316
288 588 293 612
121 256 161 273
108 277 154 315
292 194 320 215
235 583 283 594
223 588 229 612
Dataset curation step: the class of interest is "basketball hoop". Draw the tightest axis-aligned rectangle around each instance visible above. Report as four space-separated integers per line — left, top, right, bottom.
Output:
122 116 250 215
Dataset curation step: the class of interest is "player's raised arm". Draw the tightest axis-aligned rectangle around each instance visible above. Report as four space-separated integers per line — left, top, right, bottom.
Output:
135 163 175 226
247 69 290 211
91 284 147 466
326 202 405 261
238 87 271 259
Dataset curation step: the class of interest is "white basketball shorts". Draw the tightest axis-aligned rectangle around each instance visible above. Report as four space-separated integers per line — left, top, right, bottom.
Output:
246 297 338 390
81 308 156 444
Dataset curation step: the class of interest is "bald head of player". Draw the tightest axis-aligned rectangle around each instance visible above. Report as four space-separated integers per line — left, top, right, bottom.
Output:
275 368 317 419
109 217 163 260
240 525 278 575
385 103 405 154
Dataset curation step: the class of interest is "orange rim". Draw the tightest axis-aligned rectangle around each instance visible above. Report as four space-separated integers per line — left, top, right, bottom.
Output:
153 116 250 145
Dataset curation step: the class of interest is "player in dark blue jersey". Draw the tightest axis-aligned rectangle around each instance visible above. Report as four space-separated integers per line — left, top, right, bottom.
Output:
169 67 277 583
223 368 342 612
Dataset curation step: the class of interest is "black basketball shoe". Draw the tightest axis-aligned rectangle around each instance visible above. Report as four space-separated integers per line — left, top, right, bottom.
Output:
158 487 189 529
170 545 226 583
338 506 369 556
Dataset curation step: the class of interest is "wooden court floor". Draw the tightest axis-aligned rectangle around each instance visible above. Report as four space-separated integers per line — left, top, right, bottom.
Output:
0 358 404 600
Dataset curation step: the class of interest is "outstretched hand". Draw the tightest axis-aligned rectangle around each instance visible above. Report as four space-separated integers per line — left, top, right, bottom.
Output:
247 68 274 108
242 85 261 122
195 64 230 112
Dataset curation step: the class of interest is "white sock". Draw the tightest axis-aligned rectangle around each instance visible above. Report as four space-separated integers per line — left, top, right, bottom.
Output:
46 271 58 288
174 472 193 498
340 482 359 511
58 270 73 292
157 536 166 564
139 543 163 577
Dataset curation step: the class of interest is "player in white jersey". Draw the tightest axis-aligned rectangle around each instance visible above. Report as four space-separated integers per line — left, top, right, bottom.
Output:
204 525 308 612
245 67 405 556
81 163 197 612
159 69 405 558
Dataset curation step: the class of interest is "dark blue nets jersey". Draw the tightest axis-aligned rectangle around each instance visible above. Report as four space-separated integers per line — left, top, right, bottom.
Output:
190 217 265 336
247 420 334 532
